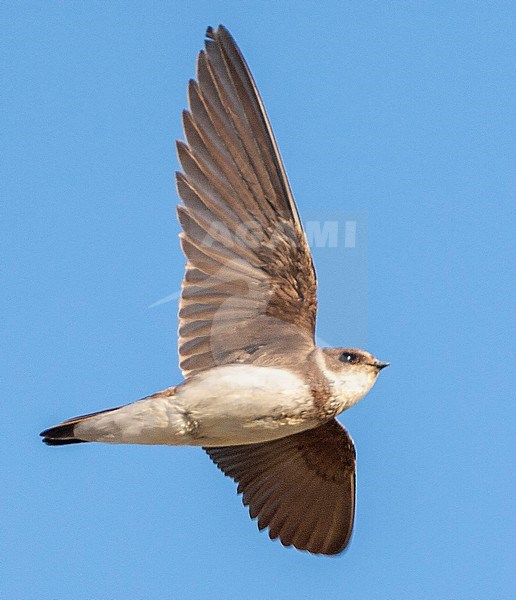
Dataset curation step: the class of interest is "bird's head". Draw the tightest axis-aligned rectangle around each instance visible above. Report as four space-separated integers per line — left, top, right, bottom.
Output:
324 347 389 373
317 347 389 409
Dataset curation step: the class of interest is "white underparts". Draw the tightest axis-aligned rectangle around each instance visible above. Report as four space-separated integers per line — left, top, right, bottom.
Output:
75 365 319 446
74 358 378 447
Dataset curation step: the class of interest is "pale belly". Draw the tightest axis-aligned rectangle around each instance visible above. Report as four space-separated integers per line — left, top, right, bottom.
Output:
75 365 321 446
172 365 320 445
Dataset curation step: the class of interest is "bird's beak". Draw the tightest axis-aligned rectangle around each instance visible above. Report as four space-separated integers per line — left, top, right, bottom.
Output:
373 361 390 370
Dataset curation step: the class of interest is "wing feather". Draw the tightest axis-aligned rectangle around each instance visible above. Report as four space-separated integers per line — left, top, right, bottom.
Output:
177 25 317 377
206 419 356 555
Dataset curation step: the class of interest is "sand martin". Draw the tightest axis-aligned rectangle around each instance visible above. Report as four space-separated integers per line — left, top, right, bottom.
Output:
41 25 389 555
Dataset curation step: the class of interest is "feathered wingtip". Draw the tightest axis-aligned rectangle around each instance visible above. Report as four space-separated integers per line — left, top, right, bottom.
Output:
206 25 215 39
205 24 230 41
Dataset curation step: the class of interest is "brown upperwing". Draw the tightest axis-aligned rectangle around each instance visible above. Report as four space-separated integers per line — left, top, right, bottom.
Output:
176 25 317 378
206 418 356 555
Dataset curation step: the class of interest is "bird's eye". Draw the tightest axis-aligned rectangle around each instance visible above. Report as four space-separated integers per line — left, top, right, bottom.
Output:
339 352 360 364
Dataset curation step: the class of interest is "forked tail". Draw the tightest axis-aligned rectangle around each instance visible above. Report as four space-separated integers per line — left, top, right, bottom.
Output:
40 407 119 446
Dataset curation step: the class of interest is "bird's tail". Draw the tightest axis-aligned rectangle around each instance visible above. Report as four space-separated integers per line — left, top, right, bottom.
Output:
40 407 119 446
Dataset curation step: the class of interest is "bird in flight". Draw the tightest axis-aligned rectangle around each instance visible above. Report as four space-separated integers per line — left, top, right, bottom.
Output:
41 25 389 555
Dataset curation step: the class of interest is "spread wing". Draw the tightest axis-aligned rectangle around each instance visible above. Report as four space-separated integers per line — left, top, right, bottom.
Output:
205 419 356 555
176 25 317 378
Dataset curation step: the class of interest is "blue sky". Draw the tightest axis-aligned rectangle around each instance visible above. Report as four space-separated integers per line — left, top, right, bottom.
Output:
2 2 514 599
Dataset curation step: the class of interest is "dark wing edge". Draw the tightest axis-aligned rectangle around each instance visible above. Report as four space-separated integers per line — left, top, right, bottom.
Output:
205 419 356 556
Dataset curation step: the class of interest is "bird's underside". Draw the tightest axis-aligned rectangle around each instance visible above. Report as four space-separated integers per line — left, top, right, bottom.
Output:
41 25 364 556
